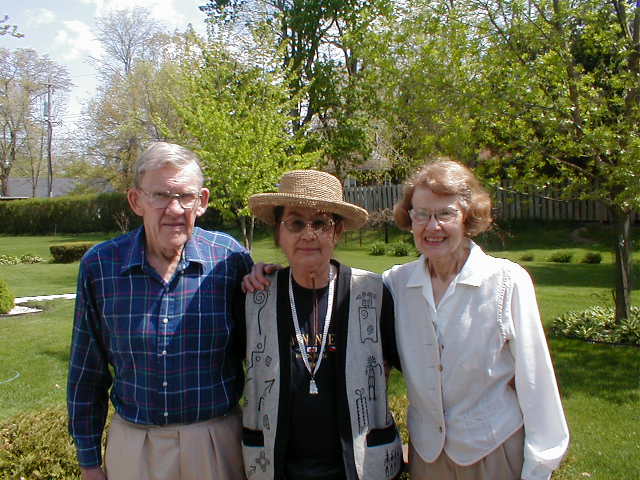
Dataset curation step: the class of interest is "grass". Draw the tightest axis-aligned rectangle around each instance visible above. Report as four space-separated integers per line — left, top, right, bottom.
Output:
0 232 112 297
1 221 639 479
0 300 71 419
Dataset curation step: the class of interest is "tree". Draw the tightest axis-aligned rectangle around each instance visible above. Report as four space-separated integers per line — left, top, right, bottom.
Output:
168 41 316 248
12 117 47 197
346 0 639 321
352 1 487 178
0 15 23 38
0 48 70 196
469 0 640 322
200 0 392 178
93 8 161 78
79 9 188 190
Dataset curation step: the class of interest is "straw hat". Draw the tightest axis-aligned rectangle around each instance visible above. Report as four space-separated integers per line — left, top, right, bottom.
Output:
249 170 368 230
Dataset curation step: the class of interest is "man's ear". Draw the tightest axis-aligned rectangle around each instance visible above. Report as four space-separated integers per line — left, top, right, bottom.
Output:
127 188 145 217
196 187 210 217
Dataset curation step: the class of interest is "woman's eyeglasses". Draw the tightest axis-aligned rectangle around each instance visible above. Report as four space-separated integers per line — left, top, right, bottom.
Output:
409 208 459 225
281 217 335 234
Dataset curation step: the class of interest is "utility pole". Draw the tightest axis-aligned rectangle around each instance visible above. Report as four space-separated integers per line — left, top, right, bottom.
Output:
45 83 53 198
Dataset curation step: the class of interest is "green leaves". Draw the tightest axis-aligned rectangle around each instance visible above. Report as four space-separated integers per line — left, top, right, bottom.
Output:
171 40 314 244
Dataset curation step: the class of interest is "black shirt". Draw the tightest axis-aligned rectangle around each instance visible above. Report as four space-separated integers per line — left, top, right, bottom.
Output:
286 275 344 479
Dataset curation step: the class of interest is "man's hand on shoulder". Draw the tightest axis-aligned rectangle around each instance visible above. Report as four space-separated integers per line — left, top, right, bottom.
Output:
241 262 282 292
81 466 107 480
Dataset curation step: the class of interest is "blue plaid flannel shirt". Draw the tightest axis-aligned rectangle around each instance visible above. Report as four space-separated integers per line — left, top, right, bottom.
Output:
67 226 252 468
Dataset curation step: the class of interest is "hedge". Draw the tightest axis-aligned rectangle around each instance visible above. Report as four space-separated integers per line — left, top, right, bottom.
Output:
0 193 224 234
50 242 98 263
0 405 92 479
0 279 14 314
0 193 139 234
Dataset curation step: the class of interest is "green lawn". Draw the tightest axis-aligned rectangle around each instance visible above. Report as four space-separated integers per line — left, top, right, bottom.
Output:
1 222 639 479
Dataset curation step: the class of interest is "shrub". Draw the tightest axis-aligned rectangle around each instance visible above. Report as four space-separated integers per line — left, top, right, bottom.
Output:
0 254 45 265
0 255 20 265
0 192 141 234
581 252 602 264
0 279 14 314
548 251 573 263
519 254 534 262
369 242 386 256
387 242 411 257
552 305 640 346
20 254 45 264
50 242 97 263
0 405 90 479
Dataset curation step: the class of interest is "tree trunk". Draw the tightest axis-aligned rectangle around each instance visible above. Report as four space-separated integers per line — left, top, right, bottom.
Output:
239 215 254 251
611 207 632 323
247 216 254 252
239 215 248 250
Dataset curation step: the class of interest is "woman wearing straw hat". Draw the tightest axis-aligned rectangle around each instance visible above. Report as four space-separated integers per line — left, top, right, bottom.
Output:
240 170 403 480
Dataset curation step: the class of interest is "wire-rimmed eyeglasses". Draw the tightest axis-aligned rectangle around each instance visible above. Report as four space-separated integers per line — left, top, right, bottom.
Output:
140 190 203 209
409 208 460 225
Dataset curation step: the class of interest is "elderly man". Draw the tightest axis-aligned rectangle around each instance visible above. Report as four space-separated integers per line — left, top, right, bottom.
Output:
67 142 252 480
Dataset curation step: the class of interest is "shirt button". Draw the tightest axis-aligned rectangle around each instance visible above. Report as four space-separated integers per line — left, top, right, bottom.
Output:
162 381 168 387
164 411 168 417
162 318 168 324
161 350 167 356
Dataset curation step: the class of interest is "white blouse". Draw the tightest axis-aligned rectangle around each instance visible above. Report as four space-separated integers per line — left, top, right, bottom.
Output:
383 242 569 480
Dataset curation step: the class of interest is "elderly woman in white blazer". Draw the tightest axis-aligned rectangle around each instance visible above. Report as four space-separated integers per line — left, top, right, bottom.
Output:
383 159 569 480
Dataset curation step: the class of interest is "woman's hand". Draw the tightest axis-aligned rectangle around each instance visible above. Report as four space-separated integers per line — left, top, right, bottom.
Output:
242 262 282 292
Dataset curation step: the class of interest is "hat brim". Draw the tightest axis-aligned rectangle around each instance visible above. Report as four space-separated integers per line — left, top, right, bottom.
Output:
249 193 368 231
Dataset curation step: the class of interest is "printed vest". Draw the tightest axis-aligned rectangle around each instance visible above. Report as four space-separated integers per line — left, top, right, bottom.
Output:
243 266 403 480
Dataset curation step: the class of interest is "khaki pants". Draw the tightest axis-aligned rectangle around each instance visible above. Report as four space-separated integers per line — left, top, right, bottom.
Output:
409 428 524 480
104 410 246 480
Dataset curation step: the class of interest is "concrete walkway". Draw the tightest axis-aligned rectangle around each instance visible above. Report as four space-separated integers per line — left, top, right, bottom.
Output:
2 293 76 316
15 293 76 304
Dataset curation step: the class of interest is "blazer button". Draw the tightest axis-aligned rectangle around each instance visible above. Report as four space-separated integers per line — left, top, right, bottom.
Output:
439 426 443 432
438 364 443 372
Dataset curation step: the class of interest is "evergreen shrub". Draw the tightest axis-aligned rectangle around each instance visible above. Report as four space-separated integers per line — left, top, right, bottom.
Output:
0 193 140 234
548 251 573 263
0 279 14 314
581 252 602 264
0 405 98 479
369 242 386 256
50 242 97 263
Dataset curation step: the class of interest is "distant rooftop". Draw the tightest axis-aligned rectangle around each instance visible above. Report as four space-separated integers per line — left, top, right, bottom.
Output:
1 177 113 198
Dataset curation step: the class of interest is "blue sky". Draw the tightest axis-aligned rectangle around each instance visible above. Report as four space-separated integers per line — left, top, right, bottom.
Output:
2 1 208 131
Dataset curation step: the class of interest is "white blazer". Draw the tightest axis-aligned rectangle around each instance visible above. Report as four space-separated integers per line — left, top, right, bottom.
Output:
383 242 569 480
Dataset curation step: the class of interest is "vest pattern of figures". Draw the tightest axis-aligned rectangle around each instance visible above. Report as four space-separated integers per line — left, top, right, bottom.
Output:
242 266 403 480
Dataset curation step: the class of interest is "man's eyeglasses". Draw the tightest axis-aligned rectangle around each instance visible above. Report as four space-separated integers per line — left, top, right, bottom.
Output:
409 208 460 225
141 190 203 210
280 217 335 234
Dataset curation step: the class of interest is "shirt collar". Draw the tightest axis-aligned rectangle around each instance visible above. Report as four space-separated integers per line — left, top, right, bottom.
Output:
405 240 489 289
120 226 205 274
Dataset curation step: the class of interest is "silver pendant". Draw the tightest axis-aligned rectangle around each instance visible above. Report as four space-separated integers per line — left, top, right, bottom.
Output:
309 379 319 395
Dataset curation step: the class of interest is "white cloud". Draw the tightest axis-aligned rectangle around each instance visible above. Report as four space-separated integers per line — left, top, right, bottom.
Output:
54 20 103 61
24 8 57 26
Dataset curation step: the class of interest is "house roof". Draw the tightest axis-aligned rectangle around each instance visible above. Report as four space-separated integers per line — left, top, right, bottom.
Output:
3 177 81 198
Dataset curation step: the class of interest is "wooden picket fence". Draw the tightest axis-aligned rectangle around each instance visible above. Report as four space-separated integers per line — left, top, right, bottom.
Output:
344 182 617 222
